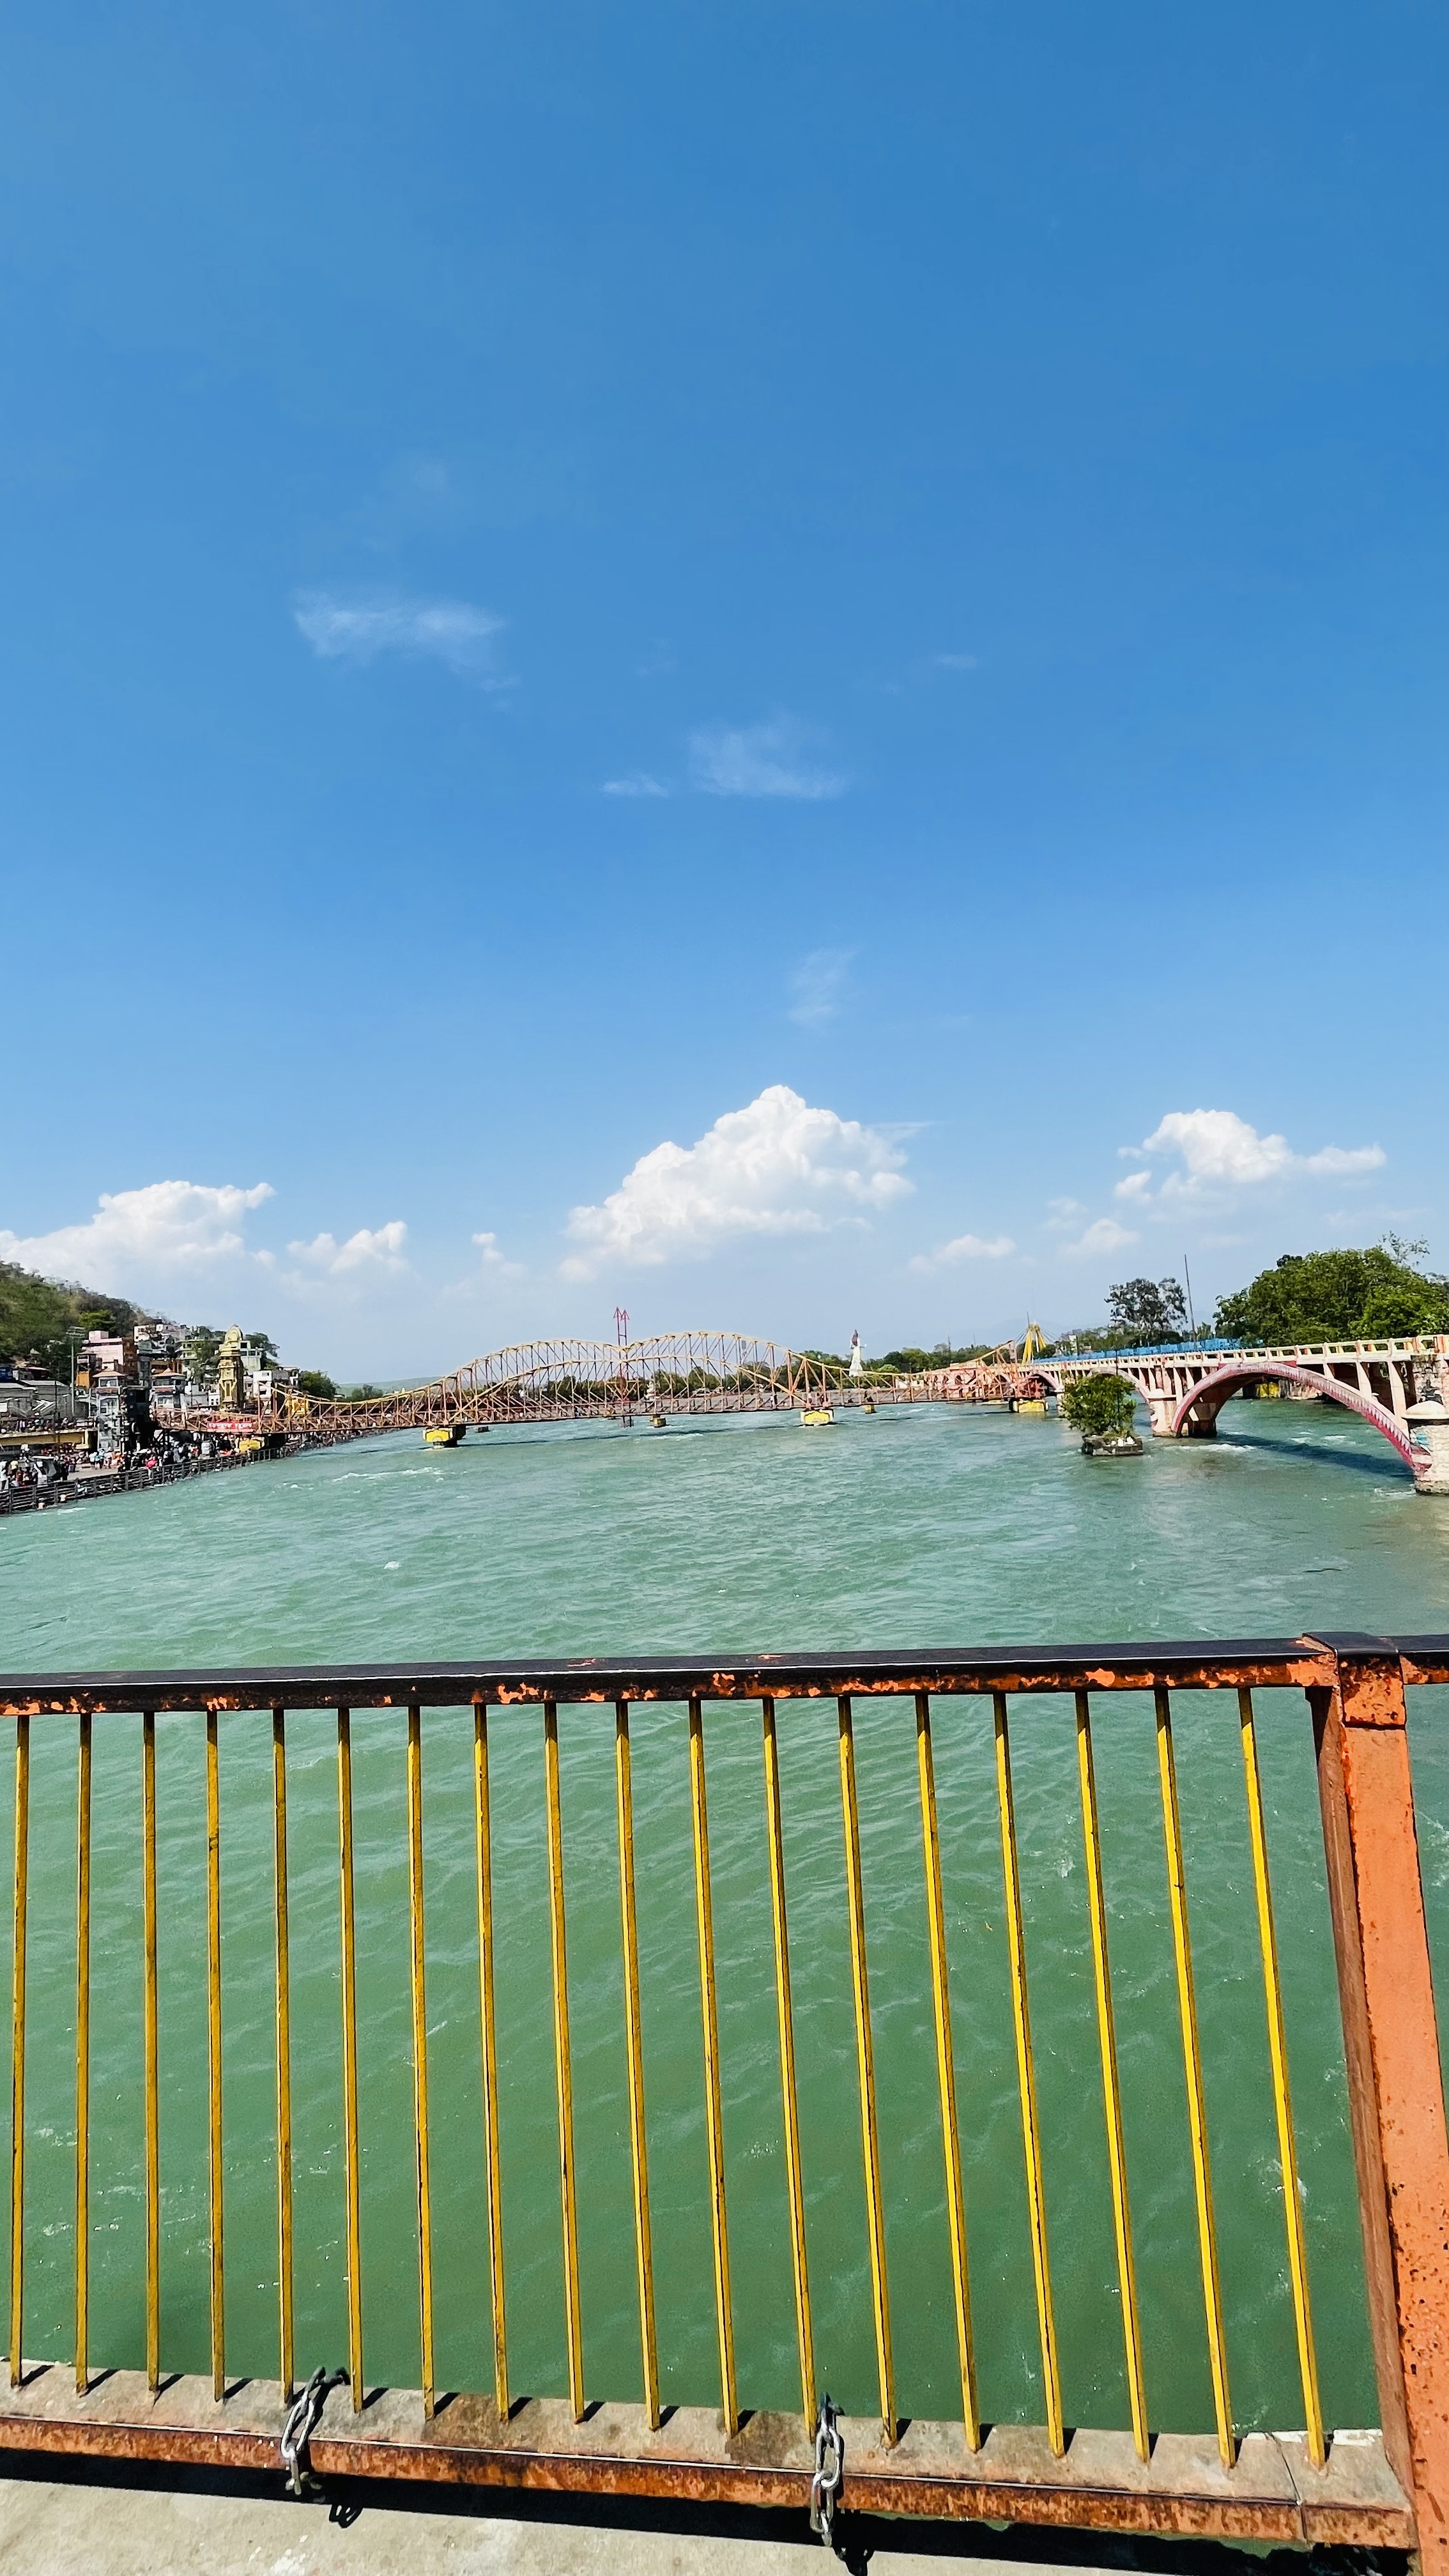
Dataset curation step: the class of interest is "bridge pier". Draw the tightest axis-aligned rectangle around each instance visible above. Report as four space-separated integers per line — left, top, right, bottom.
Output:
1144 1388 1220 1438
1407 1404 1449 1496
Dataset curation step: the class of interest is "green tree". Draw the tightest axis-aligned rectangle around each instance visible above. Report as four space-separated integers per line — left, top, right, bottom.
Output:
185 1325 223 1380
295 1370 337 1399
1060 1374 1137 1439
1215 1245 1449 1344
1106 1277 1188 1345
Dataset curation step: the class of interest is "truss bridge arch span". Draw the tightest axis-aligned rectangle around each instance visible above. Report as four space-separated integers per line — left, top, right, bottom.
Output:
291 1331 848 1446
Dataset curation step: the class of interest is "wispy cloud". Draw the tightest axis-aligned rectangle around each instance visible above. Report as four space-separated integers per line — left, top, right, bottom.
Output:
601 773 670 798
471 1230 526 1278
689 716 847 801
933 652 979 671
562 1084 910 1279
1117 1108 1384 1206
293 590 510 685
910 1231 1016 1272
1061 1216 1138 1258
788 946 855 1029
286 1222 410 1278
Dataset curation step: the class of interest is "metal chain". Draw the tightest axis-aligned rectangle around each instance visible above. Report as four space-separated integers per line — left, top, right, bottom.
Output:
809 2391 844 2550
280 2365 348 2498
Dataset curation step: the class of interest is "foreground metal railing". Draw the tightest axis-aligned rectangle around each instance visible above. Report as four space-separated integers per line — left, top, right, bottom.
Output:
0 1636 1444 2559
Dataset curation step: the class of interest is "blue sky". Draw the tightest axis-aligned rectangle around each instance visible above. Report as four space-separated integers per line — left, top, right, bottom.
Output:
1 2 1443 1376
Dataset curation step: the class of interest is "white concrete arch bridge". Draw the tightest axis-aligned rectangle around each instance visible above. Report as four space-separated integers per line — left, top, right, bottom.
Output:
1030 1334 1449 1492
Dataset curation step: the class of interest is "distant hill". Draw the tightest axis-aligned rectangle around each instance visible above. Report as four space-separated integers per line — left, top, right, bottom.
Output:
0 1261 141 1375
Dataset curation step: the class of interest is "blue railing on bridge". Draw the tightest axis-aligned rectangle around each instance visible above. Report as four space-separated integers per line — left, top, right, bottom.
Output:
1053 1338 1243 1363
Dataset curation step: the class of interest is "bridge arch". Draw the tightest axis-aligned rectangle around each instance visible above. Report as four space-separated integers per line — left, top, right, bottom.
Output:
1170 1360 1427 1480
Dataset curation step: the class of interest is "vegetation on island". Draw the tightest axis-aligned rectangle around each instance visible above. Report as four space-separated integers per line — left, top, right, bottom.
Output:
1059 1374 1138 1439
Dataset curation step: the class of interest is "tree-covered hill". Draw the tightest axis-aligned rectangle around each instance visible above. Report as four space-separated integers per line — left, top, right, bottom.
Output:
0 1261 141 1375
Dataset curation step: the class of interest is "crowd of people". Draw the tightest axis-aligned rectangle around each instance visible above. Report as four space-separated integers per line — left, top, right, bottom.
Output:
0 1429 254 1508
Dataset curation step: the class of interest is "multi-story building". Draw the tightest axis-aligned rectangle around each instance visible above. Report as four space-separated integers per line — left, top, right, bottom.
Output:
75 1330 151 1450
0 1363 78 1433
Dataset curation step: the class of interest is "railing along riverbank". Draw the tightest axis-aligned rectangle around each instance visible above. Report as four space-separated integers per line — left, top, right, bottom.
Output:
0 1444 298 1518
0 1637 1443 2557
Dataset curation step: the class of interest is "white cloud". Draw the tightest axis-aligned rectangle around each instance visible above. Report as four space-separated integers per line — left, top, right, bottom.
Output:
0 1181 273 1284
934 652 979 671
910 1232 1016 1273
471 1230 525 1278
601 773 670 798
286 1222 410 1277
1119 1108 1384 1202
293 591 509 684
1061 1217 1138 1258
788 946 854 1029
689 716 847 801
562 1084 911 1278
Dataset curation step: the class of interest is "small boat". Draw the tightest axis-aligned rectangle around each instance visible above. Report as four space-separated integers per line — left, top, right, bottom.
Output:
1082 1432 1144 1459
799 1407 834 1427
424 1423 466 1446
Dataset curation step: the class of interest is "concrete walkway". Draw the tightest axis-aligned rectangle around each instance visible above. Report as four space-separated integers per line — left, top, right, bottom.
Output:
0 2464 1352 2576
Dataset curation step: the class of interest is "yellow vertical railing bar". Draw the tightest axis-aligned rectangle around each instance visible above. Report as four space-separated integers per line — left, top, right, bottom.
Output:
75 1712 92 2395
272 1707 295 2404
762 1696 815 2427
838 1695 897 2445
1155 1685 1234 2465
8 1712 28 2389
543 1699 585 2420
615 1701 659 2428
406 1703 436 2419
993 1690 1063 2456
689 1696 739 2436
473 1702 508 2418
205 1708 225 2400
337 1708 364 2409
1074 1690 1147 2460
142 1710 160 2393
1239 1686 1324 2465
915 1693 979 2448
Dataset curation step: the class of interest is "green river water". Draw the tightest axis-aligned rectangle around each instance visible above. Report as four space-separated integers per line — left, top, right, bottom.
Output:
3 1398 1449 2441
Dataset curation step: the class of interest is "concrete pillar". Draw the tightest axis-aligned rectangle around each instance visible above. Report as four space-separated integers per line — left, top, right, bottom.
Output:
1145 1393 1177 1439
1406 1403 1449 1496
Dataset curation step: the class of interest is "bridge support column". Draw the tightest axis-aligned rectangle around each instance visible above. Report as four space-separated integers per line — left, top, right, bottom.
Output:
1407 1404 1449 1496
1144 1394 1177 1439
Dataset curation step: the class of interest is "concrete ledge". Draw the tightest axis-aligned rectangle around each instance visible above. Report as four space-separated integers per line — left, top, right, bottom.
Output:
0 2368 1414 2551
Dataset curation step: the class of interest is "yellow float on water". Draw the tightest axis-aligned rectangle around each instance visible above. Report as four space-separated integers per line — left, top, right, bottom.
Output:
799 1407 834 1427
424 1423 466 1446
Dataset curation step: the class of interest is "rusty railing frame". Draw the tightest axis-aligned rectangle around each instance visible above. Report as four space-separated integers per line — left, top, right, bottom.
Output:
0 1632 1443 2559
